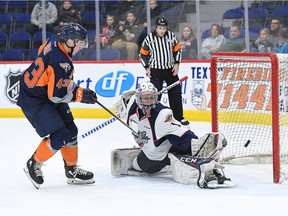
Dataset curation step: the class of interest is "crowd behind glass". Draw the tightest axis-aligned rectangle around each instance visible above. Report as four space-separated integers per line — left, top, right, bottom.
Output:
0 0 287 61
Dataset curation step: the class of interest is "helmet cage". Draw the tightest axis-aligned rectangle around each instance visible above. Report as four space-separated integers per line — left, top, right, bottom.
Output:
135 82 158 111
136 93 158 110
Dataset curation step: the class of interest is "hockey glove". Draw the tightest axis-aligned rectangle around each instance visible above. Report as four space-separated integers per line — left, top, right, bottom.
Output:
73 86 97 104
132 131 149 147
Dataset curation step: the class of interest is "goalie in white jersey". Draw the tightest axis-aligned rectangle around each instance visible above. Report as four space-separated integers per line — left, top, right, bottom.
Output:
112 81 234 188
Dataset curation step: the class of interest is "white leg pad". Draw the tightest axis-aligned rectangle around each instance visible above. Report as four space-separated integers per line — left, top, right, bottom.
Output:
168 153 217 186
111 148 141 176
168 153 200 185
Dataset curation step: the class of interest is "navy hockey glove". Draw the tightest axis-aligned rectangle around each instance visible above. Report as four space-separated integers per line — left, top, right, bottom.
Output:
132 131 149 147
74 87 97 104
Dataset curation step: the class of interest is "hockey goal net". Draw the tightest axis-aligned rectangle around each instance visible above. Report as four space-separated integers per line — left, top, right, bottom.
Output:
211 52 288 183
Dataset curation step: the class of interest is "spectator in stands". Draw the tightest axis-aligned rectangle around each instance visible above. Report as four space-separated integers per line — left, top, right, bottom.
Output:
250 27 273 53
138 0 163 52
201 23 226 59
26 0 58 35
141 0 163 27
270 17 284 52
98 14 119 48
112 10 145 60
217 25 246 52
53 0 81 34
277 27 288 53
115 0 143 26
179 26 198 59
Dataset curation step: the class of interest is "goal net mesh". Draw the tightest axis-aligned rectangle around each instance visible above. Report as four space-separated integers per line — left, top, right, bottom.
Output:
211 53 288 183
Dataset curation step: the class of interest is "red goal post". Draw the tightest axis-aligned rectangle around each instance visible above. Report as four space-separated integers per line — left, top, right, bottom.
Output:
210 52 288 184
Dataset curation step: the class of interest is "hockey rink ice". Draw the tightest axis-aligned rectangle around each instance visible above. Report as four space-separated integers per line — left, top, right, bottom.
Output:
1 118 288 216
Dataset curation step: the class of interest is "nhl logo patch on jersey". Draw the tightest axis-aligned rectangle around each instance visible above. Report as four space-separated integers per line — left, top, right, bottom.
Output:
164 114 173 122
59 62 71 73
4 69 21 104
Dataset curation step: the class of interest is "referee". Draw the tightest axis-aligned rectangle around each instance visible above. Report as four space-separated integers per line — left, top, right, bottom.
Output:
139 17 189 125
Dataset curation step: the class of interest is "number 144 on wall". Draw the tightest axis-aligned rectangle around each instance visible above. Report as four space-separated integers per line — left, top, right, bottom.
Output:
207 83 272 111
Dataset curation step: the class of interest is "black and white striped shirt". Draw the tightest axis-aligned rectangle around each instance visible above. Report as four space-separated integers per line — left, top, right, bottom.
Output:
139 31 182 69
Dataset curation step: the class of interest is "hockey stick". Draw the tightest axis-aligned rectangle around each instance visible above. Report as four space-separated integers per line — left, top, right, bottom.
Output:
193 134 211 157
79 76 188 140
95 100 138 134
78 117 117 142
157 76 188 95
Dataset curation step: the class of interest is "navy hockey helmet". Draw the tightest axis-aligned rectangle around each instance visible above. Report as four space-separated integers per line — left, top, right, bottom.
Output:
135 82 158 114
60 22 88 48
155 17 168 27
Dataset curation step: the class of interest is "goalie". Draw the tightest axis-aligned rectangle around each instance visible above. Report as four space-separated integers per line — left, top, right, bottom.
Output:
112 81 233 188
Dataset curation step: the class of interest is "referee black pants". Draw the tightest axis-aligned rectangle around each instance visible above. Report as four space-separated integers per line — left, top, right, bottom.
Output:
150 68 184 121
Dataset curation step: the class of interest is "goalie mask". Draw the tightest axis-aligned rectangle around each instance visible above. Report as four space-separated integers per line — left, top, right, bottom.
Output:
135 82 158 117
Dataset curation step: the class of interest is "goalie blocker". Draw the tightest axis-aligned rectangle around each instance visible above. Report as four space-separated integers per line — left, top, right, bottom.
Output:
111 133 235 189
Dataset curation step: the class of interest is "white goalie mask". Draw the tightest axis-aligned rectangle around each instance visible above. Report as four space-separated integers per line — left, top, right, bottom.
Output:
135 82 158 116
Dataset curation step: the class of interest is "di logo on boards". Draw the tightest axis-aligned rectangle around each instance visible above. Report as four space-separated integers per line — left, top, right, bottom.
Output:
96 71 134 97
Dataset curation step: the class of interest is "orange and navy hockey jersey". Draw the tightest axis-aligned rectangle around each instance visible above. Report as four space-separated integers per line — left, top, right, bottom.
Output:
17 35 77 109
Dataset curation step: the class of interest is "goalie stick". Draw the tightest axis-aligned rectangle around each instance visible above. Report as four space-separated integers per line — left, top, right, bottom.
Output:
157 76 188 95
79 76 189 140
78 117 117 142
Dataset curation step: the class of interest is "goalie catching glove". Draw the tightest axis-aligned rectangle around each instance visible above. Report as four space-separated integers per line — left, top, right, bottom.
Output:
114 90 135 118
73 86 97 104
132 131 150 147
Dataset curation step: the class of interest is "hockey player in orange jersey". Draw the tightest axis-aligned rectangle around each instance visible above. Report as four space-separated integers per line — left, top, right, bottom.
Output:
17 23 97 189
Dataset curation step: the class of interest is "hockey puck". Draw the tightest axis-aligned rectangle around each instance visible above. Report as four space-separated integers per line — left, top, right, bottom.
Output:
244 140 251 148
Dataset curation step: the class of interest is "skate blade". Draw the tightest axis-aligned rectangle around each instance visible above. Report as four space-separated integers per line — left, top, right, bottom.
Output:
67 178 95 185
23 167 41 189
207 180 237 189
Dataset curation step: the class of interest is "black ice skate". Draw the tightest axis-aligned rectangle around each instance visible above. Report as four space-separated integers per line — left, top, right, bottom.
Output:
203 169 235 189
23 156 44 189
213 169 232 184
65 164 95 185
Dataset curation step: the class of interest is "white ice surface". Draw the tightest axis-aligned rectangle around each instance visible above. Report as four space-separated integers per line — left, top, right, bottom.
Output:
1 118 288 216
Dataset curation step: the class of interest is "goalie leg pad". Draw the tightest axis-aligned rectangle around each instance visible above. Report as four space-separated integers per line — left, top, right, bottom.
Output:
168 153 200 185
168 153 235 188
191 132 227 159
168 153 216 186
111 148 141 176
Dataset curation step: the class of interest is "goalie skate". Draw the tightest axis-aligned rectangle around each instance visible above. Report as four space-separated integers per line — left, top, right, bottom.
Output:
199 169 236 189
205 178 236 189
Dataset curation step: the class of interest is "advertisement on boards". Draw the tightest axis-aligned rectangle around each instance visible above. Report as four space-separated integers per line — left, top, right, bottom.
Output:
0 61 212 119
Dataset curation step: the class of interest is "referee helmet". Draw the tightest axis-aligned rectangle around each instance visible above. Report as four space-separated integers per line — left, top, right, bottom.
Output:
155 18 168 27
